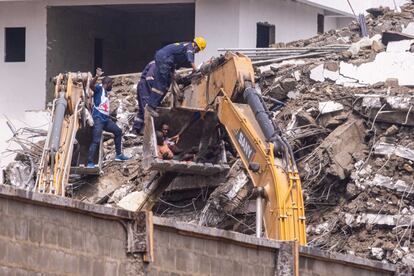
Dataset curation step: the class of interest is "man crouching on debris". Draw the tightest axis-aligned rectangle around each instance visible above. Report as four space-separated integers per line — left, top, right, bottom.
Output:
146 37 207 117
132 60 156 135
87 68 130 168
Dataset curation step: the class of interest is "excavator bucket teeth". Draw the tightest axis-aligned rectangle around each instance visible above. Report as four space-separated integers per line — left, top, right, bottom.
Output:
143 107 229 176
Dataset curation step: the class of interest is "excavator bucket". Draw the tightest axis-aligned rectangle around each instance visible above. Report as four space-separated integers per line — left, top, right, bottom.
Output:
143 107 230 176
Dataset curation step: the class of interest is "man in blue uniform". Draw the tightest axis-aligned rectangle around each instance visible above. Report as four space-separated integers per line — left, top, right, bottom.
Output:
147 37 207 117
132 61 156 135
87 68 129 168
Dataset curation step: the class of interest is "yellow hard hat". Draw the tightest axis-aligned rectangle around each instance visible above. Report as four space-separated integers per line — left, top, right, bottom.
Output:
194 37 207 51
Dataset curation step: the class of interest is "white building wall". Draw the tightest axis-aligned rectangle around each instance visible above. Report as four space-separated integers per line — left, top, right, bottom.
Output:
0 1 46 116
238 0 328 49
324 16 339 32
303 0 408 15
0 0 358 117
195 0 241 62
197 0 344 61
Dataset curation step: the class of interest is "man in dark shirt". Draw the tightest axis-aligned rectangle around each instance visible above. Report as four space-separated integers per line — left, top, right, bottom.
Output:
87 68 129 168
132 61 156 135
147 37 207 117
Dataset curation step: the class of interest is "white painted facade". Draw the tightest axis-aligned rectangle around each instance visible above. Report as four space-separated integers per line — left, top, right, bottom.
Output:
0 0 355 118
0 0 407 115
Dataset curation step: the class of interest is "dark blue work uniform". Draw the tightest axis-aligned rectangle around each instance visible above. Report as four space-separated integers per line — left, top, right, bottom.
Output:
148 42 195 108
133 61 156 132
87 84 122 162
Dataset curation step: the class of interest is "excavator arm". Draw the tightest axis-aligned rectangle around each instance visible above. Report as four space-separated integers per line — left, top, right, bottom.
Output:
178 52 307 244
35 72 102 195
216 91 306 244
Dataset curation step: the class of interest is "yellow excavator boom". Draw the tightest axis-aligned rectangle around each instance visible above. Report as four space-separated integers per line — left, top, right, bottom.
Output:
177 52 307 244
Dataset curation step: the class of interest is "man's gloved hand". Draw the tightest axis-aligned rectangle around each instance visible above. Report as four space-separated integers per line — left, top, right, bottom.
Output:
95 68 104 77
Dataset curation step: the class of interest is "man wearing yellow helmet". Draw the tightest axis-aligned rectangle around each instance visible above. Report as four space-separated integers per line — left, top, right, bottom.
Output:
147 37 207 117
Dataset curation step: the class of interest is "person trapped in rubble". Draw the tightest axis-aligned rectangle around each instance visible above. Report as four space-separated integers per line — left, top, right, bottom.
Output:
146 37 207 117
132 61 156 135
156 130 174 160
87 68 130 168
160 123 182 154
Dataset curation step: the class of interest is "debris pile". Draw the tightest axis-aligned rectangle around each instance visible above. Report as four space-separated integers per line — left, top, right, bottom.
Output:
71 4 414 267
3 3 414 269
254 3 414 266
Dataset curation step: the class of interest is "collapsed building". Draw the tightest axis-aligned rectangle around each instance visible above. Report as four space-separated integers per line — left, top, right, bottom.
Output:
3 2 414 274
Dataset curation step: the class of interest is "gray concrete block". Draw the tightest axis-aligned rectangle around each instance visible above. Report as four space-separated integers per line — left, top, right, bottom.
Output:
229 243 248 261
71 229 84 251
216 240 230 256
153 231 170 248
117 262 126 276
246 248 261 264
63 253 78 274
14 268 32 276
0 266 14 276
259 249 275 266
26 245 45 271
7 241 29 267
104 260 118 276
169 233 192 250
0 198 8 215
78 256 94 275
0 215 15 238
0 238 7 262
198 255 211 274
28 220 43 244
155 247 175 270
7 200 33 218
85 232 99 255
57 225 71 249
210 257 227 276
175 249 193 272
98 235 111 257
264 266 275 276
43 222 59 246
110 238 126 259
14 218 28 241
75 214 91 232
203 240 217 256
93 260 105 276
46 248 65 273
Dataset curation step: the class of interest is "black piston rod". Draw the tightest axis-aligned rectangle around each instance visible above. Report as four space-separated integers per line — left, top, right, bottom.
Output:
243 84 283 154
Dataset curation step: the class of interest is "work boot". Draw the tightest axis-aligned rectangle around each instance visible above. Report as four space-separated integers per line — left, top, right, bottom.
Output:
115 154 130 161
146 106 159 118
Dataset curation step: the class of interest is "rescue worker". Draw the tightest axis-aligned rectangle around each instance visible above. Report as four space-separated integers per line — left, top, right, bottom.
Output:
132 61 156 135
87 68 129 168
147 37 207 117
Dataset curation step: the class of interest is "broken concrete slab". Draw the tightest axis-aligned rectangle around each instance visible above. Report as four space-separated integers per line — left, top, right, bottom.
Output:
318 101 344 114
323 69 340 81
386 40 414 53
374 142 414 162
310 64 324 82
402 22 414 36
339 52 414 86
369 174 414 194
371 248 385 260
302 120 366 180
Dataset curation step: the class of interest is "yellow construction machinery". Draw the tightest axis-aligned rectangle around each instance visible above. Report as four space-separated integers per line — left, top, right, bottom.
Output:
36 73 103 196
142 52 307 245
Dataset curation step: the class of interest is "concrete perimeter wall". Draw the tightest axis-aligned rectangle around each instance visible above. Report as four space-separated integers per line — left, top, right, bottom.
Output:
0 185 398 276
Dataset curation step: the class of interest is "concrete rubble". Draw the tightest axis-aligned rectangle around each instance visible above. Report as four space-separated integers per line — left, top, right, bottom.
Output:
3 2 414 269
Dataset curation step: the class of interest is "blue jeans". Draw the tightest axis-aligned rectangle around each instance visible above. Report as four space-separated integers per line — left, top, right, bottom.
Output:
87 117 122 162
